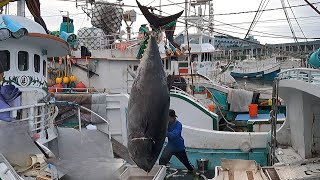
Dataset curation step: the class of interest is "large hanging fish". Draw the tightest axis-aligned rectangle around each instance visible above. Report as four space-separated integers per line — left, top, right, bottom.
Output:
127 0 183 172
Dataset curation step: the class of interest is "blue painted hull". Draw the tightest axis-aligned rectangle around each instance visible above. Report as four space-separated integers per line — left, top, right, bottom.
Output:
231 69 280 81
168 147 267 170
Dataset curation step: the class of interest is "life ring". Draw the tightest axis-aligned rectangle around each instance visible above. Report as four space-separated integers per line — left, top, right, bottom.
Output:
240 141 251 152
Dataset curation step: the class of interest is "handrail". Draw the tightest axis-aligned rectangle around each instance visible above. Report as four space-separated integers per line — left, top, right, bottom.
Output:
0 103 46 113
77 105 111 140
278 68 320 84
49 87 132 94
170 86 205 106
54 100 113 153
0 103 58 144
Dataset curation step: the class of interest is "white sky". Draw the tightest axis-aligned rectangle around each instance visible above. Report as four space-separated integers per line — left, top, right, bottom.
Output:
5 0 320 44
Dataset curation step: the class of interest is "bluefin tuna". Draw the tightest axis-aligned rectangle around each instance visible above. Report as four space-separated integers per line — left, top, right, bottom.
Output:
127 1 183 172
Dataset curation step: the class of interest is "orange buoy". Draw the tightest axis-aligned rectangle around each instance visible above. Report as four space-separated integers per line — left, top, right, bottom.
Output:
208 104 215 112
75 81 86 92
248 104 258 117
54 83 63 92
48 88 55 93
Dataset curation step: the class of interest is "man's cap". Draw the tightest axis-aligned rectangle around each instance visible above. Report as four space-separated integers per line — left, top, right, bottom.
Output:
169 109 177 118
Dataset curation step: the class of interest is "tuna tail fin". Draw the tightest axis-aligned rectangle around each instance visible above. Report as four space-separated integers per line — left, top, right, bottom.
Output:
136 0 183 30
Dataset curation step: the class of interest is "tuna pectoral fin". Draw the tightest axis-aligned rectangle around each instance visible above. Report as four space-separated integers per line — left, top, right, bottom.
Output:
130 137 155 144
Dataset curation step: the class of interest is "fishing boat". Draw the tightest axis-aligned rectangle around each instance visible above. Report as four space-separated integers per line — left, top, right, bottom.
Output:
0 1 167 179
229 57 281 80
40 2 288 178
0 12 69 179
212 67 320 179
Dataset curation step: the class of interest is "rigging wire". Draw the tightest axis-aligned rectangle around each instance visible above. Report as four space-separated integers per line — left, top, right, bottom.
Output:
54 0 320 17
211 1 320 16
157 11 308 58
214 15 320 26
134 2 320 41
251 0 270 32
280 0 301 52
286 0 308 42
245 0 266 38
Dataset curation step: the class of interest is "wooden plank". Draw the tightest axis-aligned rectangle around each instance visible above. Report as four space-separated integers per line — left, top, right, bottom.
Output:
246 171 254 180
228 171 235 180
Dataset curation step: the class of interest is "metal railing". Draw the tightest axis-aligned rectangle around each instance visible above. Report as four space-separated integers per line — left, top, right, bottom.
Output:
76 33 142 50
49 87 132 94
0 103 58 143
54 101 113 154
170 86 207 107
278 68 320 84
77 105 111 140
233 61 280 74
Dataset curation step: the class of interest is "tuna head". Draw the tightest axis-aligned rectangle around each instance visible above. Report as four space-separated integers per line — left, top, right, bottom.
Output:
128 138 158 172
127 34 170 172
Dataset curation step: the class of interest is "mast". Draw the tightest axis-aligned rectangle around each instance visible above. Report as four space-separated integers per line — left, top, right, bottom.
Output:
209 1 214 36
17 0 25 17
159 0 162 16
184 0 188 44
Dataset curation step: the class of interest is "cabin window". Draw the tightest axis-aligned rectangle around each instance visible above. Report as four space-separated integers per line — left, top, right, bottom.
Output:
133 65 138 71
191 54 198 62
18 51 29 71
0 50 10 71
43 60 46 77
34 54 40 73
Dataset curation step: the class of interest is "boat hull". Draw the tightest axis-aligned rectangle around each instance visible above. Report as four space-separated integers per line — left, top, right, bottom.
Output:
231 68 280 80
169 147 267 170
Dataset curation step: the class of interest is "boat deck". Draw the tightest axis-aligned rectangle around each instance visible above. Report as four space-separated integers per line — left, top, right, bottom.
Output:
48 128 124 180
166 168 215 180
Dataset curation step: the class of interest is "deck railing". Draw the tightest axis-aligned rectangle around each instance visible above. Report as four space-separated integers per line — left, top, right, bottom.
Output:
49 87 132 94
76 33 142 50
0 103 58 144
54 100 113 155
170 86 210 108
278 68 320 85
232 57 280 73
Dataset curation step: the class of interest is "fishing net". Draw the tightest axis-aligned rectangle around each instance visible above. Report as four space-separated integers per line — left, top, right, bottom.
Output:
77 27 108 50
91 3 123 35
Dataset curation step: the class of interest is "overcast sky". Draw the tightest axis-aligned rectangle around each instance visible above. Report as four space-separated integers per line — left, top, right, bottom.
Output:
6 0 320 44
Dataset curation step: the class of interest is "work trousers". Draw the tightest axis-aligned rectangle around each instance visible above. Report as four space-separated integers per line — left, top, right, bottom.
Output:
159 146 194 171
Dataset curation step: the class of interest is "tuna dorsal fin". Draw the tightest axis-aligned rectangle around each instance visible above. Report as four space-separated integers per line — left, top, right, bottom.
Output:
136 0 183 29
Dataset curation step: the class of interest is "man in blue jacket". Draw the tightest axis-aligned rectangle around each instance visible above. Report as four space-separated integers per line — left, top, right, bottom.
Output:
159 109 195 172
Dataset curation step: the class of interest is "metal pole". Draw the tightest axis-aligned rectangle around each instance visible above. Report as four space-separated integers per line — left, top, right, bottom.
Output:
159 0 162 16
67 11 70 33
184 0 188 44
17 0 25 17
78 107 81 132
269 78 279 165
185 0 193 95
